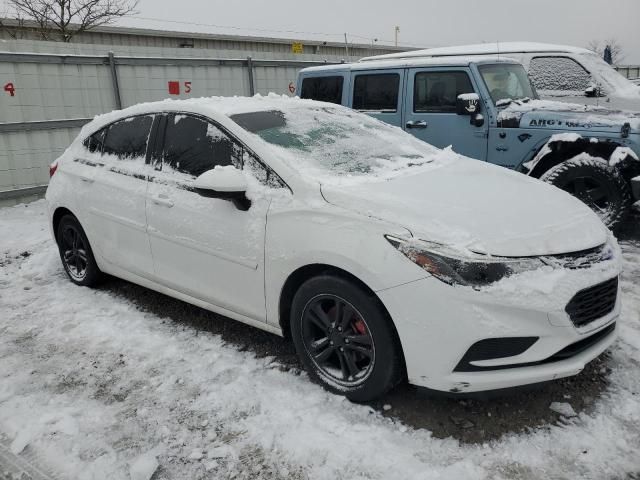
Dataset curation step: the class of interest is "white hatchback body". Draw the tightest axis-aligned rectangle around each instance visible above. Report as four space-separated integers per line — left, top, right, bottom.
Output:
46 95 621 395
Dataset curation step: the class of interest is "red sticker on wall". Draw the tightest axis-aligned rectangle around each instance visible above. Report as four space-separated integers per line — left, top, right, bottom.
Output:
4 82 16 97
168 81 180 95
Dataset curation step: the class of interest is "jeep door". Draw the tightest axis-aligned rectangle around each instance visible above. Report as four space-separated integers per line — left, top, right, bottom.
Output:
403 68 488 160
145 113 271 322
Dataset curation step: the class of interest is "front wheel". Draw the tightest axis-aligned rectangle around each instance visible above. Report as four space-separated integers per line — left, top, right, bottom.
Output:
290 275 403 402
540 156 632 230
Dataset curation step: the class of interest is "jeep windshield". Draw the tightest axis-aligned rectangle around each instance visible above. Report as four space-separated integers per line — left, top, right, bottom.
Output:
478 64 538 106
230 106 441 177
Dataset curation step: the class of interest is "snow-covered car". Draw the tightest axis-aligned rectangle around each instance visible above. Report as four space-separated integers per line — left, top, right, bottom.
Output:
298 55 640 230
46 95 621 401
363 42 640 111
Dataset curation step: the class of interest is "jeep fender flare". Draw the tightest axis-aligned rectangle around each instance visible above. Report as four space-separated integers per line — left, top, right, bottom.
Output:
521 134 640 186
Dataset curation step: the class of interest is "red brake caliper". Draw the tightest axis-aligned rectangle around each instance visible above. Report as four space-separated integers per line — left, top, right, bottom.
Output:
353 318 367 335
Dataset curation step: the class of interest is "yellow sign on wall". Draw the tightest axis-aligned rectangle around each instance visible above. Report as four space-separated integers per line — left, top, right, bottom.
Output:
291 42 304 54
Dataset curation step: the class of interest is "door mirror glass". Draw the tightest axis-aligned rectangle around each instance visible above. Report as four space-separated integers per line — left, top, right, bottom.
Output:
456 93 481 116
193 166 250 210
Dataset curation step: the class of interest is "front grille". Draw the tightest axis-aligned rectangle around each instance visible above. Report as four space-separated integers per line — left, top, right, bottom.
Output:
565 277 618 327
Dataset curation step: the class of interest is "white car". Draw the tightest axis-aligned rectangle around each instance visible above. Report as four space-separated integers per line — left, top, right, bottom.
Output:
46 95 622 401
363 42 640 111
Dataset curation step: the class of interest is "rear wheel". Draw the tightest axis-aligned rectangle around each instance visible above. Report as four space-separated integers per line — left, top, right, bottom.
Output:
290 275 403 402
540 156 632 230
56 214 102 287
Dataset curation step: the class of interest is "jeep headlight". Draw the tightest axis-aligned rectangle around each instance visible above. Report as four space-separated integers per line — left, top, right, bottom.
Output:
385 235 545 287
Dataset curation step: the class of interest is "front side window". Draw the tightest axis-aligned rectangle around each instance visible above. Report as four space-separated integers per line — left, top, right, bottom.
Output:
528 56 592 92
163 115 236 177
102 115 153 160
478 64 537 105
413 71 474 113
300 76 344 105
352 73 400 112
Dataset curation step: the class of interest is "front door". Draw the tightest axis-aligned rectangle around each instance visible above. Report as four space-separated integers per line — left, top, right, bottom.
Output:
404 68 488 160
145 114 271 321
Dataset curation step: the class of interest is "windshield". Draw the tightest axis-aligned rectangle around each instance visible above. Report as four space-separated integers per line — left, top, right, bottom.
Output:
578 52 640 97
478 63 537 106
230 106 442 178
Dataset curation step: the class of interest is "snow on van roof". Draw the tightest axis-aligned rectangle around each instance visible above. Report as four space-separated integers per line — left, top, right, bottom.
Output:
359 42 592 63
299 55 518 74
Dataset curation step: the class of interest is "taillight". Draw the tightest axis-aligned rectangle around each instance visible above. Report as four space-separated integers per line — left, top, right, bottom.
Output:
49 163 58 177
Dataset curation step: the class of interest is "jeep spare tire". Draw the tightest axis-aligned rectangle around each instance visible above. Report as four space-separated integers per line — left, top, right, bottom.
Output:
540 155 632 230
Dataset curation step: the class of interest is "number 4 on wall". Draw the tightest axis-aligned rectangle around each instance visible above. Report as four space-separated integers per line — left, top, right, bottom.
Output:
4 82 16 97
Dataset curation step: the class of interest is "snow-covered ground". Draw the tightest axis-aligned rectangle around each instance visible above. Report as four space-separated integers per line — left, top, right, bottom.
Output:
0 200 639 480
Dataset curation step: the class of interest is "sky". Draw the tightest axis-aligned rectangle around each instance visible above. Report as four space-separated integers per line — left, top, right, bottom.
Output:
123 0 640 62
2 0 639 62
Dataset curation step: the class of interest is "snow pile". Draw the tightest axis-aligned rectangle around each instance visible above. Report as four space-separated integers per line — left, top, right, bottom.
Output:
0 201 639 479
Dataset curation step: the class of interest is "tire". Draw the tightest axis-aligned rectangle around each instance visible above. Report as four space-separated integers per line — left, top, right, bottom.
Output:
290 275 403 402
540 156 632 231
56 214 103 287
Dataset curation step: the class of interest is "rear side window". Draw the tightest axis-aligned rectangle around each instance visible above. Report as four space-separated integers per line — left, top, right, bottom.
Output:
300 76 344 104
414 71 474 113
353 73 400 112
103 115 153 160
528 57 592 91
163 115 234 177
83 128 106 153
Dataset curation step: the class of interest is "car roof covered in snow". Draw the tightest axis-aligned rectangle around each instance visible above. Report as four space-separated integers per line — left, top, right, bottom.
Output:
359 42 593 63
299 55 518 74
77 94 359 139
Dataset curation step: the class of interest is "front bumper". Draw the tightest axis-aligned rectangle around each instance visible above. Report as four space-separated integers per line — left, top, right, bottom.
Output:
378 272 620 393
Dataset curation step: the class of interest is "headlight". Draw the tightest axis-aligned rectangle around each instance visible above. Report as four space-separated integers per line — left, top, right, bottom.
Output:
385 235 544 287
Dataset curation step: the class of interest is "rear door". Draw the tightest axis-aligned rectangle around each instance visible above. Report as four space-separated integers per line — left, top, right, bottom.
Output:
145 114 274 321
84 114 156 278
349 69 405 127
403 68 488 160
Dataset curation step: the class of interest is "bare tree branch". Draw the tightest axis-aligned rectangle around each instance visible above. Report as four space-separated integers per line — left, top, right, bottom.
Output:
3 0 138 42
587 38 625 65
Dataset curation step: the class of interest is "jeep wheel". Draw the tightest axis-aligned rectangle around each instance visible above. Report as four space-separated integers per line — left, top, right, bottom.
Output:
540 156 632 230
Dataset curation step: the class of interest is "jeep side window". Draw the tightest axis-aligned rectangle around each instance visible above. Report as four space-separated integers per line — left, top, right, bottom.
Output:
528 57 592 92
353 73 400 112
300 76 344 105
413 71 474 113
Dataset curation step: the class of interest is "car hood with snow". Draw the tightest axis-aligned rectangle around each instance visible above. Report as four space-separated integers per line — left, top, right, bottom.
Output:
498 99 640 136
320 158 608 257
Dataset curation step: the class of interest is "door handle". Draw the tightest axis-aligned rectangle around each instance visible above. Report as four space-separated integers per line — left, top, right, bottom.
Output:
406 120 427 129
78 175 94 184
152 194 174 208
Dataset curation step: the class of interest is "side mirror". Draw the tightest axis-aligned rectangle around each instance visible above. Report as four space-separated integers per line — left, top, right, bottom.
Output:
456 93 481 116
193 166 251 210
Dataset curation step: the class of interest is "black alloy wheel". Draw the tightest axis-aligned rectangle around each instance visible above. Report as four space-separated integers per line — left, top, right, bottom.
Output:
56 214 102 286
301 294 375 387
290 275 403 402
